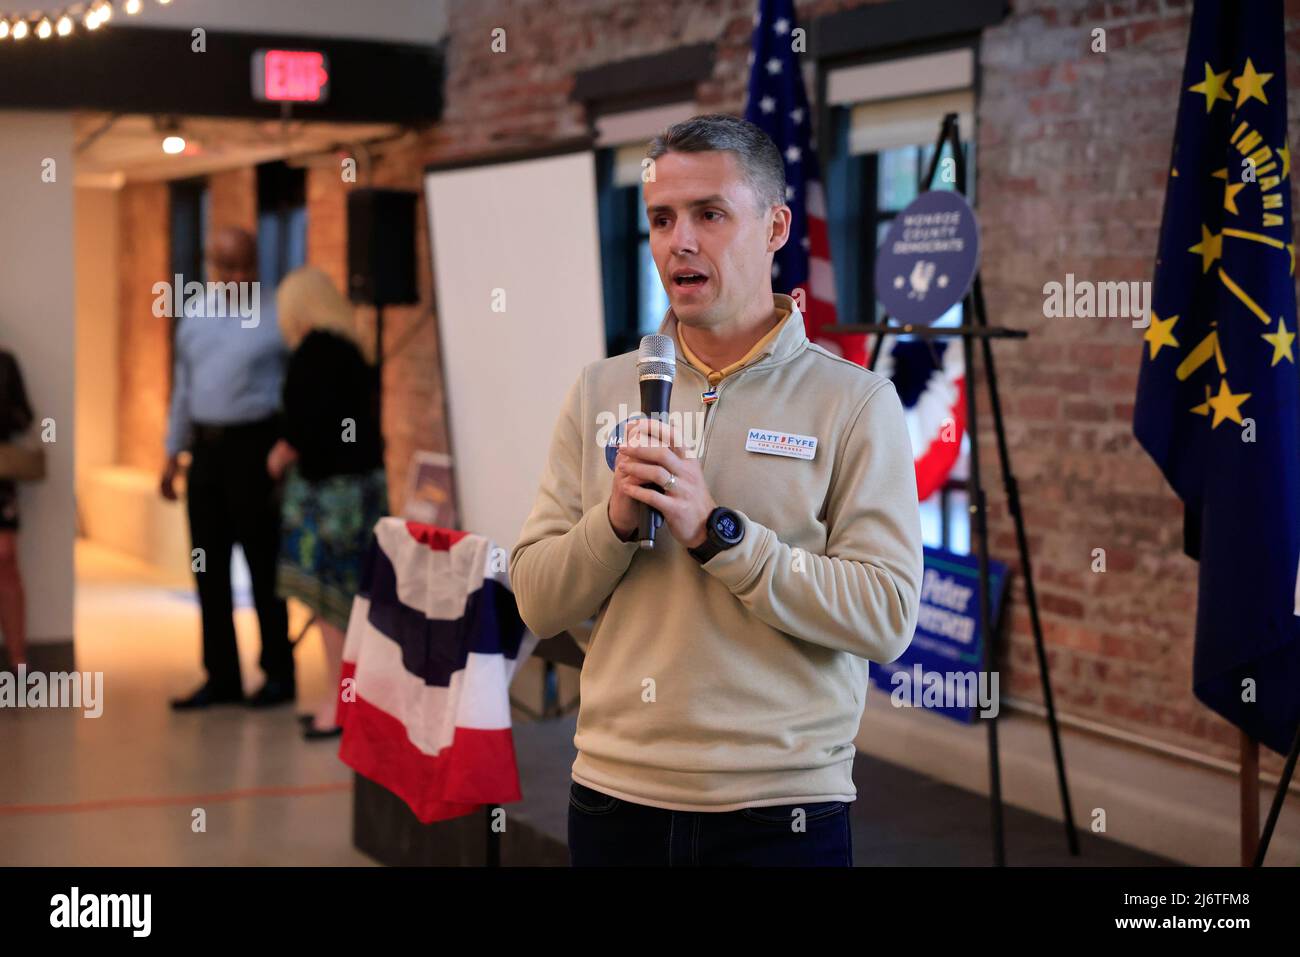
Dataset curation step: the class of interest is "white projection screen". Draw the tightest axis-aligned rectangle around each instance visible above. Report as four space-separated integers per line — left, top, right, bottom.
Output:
425 150 607 551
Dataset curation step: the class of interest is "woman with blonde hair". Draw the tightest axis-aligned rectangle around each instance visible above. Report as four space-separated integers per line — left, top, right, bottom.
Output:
268 266 387 740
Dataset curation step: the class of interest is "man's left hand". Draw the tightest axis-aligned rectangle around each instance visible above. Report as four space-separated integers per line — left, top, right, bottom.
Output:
266 439 299 481
617 417 715 549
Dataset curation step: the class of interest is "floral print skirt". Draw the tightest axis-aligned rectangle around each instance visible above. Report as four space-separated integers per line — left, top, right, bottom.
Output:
276 466 389 631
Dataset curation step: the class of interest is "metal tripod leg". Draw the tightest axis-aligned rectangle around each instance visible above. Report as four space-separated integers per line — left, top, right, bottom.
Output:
971 274 1081 856
960 300 1005 866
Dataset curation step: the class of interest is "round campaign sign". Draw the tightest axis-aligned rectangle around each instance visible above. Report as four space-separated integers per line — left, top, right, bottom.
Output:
874 189 980 325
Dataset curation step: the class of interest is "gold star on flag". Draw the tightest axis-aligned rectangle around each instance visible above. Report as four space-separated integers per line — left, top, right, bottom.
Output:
1232 58 1272 107
1188 225 1222 273
1223 181 1247 214
1189 63 1232 112
1144 312 1180 359
1262 318 1295 366
1205 378 1250 428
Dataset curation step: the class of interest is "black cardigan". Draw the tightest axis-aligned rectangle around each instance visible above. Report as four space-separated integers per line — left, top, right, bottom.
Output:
282 331 384 481
0 350 33 442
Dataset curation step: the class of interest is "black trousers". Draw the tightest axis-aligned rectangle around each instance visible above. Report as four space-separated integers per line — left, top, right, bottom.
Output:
185 417 292 692
567 781 853 866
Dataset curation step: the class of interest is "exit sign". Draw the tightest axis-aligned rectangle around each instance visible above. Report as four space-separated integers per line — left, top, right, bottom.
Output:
252 49 330 103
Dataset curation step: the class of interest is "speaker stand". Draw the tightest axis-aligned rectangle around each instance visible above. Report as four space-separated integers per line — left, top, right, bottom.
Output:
374 303 385 423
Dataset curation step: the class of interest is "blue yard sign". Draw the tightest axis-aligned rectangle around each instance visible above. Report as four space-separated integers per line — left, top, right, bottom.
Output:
871 545 1009 724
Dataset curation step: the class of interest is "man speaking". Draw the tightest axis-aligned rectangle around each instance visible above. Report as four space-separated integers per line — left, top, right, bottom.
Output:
510 114 923 866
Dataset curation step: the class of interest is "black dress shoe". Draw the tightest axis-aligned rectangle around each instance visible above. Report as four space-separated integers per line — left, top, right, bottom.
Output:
170 683 244 710
303 723 343 740
246 679 296 708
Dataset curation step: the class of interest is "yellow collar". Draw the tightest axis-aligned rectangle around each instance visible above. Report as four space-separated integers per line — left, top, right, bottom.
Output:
677 303 793 387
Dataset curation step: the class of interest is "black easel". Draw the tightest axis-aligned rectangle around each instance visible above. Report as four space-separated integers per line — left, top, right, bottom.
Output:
1253 720 1300 865
828 113 1079 865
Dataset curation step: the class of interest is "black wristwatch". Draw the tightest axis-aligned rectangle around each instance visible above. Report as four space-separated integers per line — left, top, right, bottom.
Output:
688 507 745 563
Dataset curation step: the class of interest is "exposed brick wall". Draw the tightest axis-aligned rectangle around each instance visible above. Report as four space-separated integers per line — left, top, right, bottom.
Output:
306 164 348 295
976 0 1300 775
206 166 257 238
116 181 171 473
978 1 1198 751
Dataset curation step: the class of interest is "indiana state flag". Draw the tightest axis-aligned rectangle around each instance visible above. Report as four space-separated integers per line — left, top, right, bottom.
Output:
1134 0 1300 755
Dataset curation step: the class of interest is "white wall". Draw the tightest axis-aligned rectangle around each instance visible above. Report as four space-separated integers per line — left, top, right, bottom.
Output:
0 112 76 645
124 0 449 45
425 152 607 551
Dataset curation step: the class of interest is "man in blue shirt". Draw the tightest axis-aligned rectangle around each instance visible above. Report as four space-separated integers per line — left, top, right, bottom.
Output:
162 226 294 710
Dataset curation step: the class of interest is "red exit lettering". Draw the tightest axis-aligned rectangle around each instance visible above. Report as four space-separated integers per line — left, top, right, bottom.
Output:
257 50 330 103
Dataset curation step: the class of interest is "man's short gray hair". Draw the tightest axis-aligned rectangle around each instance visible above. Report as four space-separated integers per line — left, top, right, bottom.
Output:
646 113 787 211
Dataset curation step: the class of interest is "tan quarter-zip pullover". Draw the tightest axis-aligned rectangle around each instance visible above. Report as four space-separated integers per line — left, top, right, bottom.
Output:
510 294 923 811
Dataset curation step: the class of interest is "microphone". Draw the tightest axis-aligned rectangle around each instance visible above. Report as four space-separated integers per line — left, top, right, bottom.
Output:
636 334 676 549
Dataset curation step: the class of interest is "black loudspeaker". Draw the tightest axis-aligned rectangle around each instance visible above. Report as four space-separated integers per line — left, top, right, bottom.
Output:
347 188 419 306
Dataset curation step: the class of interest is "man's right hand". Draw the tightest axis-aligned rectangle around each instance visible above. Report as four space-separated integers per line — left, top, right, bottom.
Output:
609 419 683 541
607 443 642 542
159 454 182 502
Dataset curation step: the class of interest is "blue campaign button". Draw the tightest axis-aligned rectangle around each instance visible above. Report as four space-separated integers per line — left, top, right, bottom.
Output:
604 415 645 471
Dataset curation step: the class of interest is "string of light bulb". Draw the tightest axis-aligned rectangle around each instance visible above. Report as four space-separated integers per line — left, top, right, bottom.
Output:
0 0 174 41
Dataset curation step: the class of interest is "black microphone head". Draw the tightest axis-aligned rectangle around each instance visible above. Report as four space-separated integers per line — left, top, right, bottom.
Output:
637 334 676 382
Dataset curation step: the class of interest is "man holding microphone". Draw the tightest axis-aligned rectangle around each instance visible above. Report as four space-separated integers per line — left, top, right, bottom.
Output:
510 114 923 866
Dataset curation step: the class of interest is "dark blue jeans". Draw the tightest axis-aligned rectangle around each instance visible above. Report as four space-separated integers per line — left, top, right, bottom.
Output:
567 780 853 866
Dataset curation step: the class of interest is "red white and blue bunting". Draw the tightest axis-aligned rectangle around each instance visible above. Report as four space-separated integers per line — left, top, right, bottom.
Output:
874 335 966 501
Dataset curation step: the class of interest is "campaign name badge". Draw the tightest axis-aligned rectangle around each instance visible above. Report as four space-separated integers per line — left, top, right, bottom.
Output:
745 428 817 460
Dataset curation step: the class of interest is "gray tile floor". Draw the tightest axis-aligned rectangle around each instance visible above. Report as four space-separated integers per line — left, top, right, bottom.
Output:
507 714 1173 866
0 542 372 866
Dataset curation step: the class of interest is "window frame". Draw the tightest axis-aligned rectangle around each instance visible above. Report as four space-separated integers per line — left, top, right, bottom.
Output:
816 36 983 555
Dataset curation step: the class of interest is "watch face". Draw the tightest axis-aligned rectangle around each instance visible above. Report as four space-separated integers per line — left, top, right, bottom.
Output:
714 510 741 543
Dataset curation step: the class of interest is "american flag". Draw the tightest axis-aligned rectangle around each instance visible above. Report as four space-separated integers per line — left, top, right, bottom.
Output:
743 0 867 365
